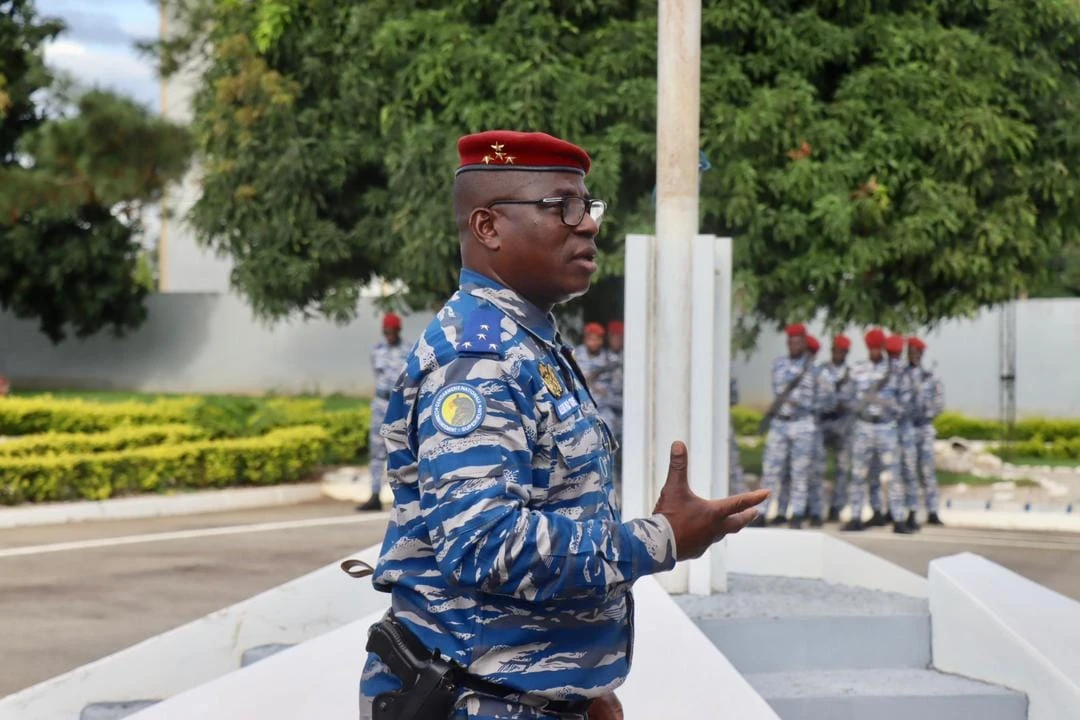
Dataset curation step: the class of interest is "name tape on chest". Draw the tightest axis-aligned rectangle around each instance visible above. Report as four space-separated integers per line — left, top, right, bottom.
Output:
432 384 486 437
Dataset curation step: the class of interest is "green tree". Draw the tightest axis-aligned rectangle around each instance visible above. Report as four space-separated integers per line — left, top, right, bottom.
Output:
1 1 192 343
159 0 1080 336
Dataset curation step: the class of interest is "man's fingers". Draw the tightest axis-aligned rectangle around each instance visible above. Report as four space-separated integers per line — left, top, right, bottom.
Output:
710 489 769 519
715 507 760 536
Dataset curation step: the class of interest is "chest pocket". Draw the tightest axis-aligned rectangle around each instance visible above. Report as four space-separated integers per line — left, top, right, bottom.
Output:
549 408 615 491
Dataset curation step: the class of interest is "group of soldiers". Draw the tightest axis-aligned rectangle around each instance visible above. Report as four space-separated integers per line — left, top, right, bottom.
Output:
750 323 947 534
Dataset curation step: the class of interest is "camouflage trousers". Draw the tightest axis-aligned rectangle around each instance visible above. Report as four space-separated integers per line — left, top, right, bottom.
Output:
904 422 940 513
757 417 815 519
850 420 906 522
368 397 389 494
819 417 853 512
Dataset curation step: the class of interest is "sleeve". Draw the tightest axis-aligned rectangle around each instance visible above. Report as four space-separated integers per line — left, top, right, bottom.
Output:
931 378 946 419
770 358 786 397
814 368 834 414
416 359 676 602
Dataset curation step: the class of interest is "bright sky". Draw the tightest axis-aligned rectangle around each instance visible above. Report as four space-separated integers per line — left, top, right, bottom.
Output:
37 0 160 111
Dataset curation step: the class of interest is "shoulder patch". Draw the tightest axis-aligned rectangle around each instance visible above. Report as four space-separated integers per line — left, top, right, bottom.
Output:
432 383 486 437
457 309 505 358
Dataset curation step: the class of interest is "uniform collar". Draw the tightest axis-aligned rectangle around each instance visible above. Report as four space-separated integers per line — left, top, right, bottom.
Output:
459 268 559 346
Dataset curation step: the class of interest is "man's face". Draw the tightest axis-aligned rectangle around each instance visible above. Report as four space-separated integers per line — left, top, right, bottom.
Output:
383 328 400 345
608 334 624 353
869 346 883 362
832 347 848 365
787 335 806 357
487 172 600 309
908 346 923 366
585 332 604 354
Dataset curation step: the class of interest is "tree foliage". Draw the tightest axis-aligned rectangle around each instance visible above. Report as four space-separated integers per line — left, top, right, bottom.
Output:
0 0 192 343
159 0 1080 335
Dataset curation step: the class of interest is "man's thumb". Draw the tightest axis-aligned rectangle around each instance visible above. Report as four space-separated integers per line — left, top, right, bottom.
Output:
663 441 690 493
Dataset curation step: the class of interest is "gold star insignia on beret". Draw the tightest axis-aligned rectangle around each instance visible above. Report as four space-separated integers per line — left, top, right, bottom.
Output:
504 155 515 164
490 142 505 153
482 155 492 164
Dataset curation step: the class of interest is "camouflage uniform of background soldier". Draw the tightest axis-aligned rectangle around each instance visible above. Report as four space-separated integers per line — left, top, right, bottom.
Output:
599 320 624 445
819 335 855 523
357 313 410 512
907 336 946 526
730 377 747 495
356 130 768 720
885 333 920 531
843 329 915 534
754 323 818 528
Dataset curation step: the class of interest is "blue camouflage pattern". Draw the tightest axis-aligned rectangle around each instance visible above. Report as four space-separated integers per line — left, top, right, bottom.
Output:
369 339 411 494
598 350 623 444
848 358 912 522
910 364 946 513
817 361 854 513
360 269 676 719
729 378 746 495
757 354 818 519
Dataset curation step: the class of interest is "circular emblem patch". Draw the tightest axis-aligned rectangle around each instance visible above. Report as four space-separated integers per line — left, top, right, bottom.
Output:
432 384 486 437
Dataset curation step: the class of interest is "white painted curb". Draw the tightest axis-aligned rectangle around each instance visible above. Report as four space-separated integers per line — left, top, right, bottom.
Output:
0 483 325 529
938 509 1080 533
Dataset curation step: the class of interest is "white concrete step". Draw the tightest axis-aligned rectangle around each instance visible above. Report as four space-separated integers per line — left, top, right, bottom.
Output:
746 668 1027 720
675 574 931 672
80 701 159 720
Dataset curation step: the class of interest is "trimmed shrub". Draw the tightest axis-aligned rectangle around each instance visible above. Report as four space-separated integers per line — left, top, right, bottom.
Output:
0 426 331 505
0 424 208 457
0 396 198 435
732 406 764 436
992 438 1080 461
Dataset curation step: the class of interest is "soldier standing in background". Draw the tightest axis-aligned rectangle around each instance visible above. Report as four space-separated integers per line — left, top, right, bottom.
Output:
886 333 920 531
820 335 855 523
804 334 831 527
357 313 410 512
600 320 624 445
843 329 914 534
574 322 611 414
908 337 946 526
754 323 817 528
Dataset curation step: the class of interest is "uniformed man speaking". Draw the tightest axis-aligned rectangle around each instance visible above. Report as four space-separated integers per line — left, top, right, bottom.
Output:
357 130 768 720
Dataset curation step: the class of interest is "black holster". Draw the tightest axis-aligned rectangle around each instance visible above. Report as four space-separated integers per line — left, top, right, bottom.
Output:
367 617 459 720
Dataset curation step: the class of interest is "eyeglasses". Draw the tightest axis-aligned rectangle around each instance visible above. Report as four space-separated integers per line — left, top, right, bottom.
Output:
487 196 608 227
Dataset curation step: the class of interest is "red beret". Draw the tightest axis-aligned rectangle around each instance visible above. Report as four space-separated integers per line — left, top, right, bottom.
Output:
884 334 905 355
832 334 851 350
607 320 624 336
785 323 806 337
908 337 927 351
457 130 591 176
584 322 606 337
382 313 402 331
806 335 821 353
864 328 886 348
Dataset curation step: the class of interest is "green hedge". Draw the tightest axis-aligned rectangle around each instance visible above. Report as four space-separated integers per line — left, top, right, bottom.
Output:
0 424 208 457
0 426 330 505
991 438 1080 461
0 396 198 435
732 406 763 437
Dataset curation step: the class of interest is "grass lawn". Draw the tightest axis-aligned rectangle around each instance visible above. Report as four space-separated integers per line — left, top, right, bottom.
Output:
12 389 368 411
994 455 1080 469
735 443 1039 488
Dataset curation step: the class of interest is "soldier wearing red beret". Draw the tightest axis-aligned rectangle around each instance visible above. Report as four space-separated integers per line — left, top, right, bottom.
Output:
906 337 946 526
817 335 855 523
359 130 767 720
357 313 409 512
842 329 914 533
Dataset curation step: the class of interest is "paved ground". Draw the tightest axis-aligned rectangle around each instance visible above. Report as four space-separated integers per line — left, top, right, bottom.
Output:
1 501 1078 698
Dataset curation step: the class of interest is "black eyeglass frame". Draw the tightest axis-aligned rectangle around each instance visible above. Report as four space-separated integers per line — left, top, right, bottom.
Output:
486 196 607 227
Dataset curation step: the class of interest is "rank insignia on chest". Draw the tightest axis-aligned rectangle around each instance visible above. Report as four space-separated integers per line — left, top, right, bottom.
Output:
539 363 564 398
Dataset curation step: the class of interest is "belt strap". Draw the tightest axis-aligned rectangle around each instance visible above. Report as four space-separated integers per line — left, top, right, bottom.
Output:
373 615 590 716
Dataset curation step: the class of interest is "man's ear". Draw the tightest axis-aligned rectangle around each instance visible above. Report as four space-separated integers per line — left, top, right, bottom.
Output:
470 207 501 251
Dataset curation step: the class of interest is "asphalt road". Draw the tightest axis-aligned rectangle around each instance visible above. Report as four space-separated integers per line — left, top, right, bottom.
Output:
2 501 1078 698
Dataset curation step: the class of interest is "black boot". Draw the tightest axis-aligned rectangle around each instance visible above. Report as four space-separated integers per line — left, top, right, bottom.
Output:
770 515 788 526
927 512 944 526
841 518 864 532
893 520 914 535
869 510 889 527
355 495 383 512
809 515 824 528
789 515 804 530
750 515 767 528
826 507 841 523
906 510 920 532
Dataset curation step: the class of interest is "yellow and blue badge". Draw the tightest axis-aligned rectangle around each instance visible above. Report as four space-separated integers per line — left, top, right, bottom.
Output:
432 383 486 437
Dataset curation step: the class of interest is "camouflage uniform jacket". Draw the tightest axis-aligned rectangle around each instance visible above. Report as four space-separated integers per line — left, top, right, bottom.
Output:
361 268 677 710
769 354 818 419
910 365 945 425
818 362 854 417
851 359 912 423
372 340 411 400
